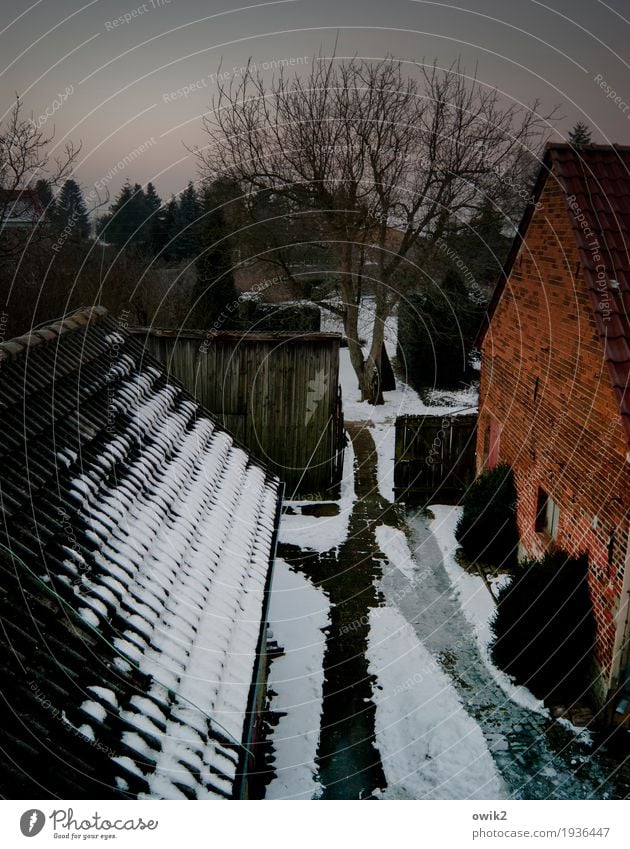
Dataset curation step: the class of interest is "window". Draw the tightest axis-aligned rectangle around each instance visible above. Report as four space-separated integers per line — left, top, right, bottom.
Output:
535 487 560 540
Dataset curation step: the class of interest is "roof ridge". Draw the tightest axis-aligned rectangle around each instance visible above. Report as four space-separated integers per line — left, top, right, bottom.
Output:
0 306 109 363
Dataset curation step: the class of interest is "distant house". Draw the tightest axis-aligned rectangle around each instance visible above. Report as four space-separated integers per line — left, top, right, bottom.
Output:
477 143 630 714
0 307 282 798
0 188 45 228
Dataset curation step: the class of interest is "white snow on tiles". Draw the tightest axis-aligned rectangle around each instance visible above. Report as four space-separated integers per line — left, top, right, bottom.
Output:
367 605 505 800
265 559 330 799
62 362 280 799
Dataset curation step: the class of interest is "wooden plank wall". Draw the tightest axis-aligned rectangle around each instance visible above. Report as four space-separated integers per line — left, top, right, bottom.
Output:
131 329 344 496
394 413 477 503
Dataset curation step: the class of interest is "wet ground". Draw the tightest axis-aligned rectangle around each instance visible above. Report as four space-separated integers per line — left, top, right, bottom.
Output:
269 422 630 800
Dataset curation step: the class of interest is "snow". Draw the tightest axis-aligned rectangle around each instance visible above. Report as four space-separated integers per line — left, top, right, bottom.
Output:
428 504 546 715
375 525 417 581
372 420 396 502
335 307 477 503
78 607 100 628
279 434 355 554
54 356 282 799
80 700 107 723
265 559 330 800
341 347 478 423
368 605 505 799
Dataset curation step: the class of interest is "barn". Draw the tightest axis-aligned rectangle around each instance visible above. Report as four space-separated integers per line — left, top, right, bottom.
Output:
477 143 630 714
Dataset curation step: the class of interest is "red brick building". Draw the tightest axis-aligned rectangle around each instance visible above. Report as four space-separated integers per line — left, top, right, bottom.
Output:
477 144 630 710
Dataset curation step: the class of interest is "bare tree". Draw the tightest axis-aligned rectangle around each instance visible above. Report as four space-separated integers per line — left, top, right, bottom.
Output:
0 96 80 260
198 56 552 403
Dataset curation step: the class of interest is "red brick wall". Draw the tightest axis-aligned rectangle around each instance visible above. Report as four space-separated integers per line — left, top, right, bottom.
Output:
478 174 630 694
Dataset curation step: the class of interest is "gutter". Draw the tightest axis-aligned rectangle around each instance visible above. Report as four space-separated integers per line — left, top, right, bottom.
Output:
235 479 285 798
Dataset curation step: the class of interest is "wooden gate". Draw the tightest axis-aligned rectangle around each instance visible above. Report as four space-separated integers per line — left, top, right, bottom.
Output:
394 413 477 502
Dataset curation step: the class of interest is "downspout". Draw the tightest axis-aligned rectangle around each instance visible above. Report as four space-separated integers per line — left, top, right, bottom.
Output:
236 480 285 798
608 522 630 718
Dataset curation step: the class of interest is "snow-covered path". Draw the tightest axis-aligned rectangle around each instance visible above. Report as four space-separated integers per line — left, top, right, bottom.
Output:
381 508 624 799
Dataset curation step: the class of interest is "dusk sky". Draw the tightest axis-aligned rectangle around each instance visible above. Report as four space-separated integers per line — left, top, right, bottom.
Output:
2 0 630 204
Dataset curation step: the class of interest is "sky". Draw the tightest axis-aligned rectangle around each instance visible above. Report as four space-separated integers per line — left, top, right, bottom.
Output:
2 0 630 206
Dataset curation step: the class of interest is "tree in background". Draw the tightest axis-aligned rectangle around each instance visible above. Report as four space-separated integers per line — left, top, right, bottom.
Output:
55 179 91 239
398 269 485 387
190 179 239 327
568 122 592 149
173 181 200 260
397 201 511 388
0 97 79 260
98 181 156 250
34 178 56 219
199 55 552 403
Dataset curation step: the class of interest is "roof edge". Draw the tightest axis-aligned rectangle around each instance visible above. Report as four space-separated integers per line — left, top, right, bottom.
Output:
0 306 109 363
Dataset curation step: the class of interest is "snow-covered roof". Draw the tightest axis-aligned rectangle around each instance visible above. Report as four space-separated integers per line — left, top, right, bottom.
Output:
0 307 281 799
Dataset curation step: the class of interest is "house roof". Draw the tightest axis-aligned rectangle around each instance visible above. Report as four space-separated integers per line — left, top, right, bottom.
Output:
478 143 630 444
0 188 45 226
0 307 281 799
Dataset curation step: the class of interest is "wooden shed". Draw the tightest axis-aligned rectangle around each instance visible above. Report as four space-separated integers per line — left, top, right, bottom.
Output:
130 328 344 496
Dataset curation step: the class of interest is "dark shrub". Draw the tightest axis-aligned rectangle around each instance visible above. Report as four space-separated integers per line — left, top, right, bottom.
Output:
455 463 518 568
491 551 596 702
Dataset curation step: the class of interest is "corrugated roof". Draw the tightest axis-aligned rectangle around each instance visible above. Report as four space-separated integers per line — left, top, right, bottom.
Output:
479 143 630 444
0 307 281 799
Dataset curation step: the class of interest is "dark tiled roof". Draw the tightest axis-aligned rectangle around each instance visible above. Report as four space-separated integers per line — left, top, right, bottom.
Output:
0 308 281 799
0 189 45 225
479 143 630 444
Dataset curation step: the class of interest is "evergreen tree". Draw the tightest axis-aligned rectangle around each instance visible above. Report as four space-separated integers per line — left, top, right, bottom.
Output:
568 122 592 149
191 180 239 327
55 179 90 238
98 180 151 249
145 182 161 213
174 181 201 259
144 182 168 257
398 269 484 388
34 178 55 219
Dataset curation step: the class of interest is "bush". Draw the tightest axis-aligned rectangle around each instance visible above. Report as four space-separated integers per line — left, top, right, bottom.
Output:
455 464 518 568
491 551 595 702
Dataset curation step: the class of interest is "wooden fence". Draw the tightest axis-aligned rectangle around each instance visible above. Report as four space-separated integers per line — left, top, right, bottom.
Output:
394 413 478 503
130 328 344 496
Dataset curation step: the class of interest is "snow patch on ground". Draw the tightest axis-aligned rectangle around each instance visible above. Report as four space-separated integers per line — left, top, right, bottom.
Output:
265 559 330 800
372 420 396 502
428 504 547 716
279 434 355 553
375 525 416 581
368 605 505 799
